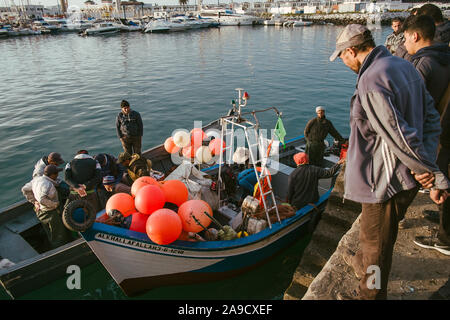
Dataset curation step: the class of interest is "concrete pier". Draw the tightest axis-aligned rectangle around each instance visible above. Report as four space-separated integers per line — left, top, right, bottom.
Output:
284 165 450 300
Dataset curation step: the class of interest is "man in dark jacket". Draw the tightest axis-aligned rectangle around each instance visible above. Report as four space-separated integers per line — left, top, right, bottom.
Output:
404 14 450 110
417 3 450 45
330 24 449 299
116 100 143 155
304 106 345 167
403 14 450 255
65 150 102 212
287 152 343 210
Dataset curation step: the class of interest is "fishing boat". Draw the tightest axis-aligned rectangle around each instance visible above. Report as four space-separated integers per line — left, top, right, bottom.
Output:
79 89 343 297
0 200 97 299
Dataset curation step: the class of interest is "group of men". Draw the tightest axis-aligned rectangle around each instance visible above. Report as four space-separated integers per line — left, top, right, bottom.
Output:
21 99 150 249
288 3 449 300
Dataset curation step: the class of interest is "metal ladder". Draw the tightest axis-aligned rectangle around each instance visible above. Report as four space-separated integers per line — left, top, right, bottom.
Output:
217 89 280 228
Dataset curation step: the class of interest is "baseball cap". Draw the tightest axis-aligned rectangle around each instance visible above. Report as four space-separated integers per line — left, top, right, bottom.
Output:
44 164 63 176
48 152 64 165
293 152 309 166
329 24 371 62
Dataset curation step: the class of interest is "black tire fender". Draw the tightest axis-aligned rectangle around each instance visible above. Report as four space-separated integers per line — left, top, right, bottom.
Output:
62 199 96 232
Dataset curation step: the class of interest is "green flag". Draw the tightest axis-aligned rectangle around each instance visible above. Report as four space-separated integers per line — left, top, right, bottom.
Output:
274 116 286 148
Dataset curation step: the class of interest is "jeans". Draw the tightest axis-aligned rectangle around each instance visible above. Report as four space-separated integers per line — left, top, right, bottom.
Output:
120 135 142 155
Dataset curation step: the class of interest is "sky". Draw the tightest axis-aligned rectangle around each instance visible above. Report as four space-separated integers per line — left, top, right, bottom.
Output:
10 0 251 9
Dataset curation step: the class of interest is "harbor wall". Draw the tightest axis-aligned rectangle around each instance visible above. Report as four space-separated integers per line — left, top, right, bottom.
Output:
300 12 410 26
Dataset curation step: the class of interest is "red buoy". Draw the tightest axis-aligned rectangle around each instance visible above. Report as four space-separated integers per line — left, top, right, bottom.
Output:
178 200 213 233
131 176 160 197
134 184 166 215
146 208 182 245
129 211 149 233
159 179 189 207
105 193 136 217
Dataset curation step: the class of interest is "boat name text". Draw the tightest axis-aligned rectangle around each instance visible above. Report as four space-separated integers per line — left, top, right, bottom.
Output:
96 233 185 255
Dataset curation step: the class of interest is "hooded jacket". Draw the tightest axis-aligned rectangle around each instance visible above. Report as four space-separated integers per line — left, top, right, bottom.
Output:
411 43 450 111
32 156 49 178
435 20 450 44
345 45 449 204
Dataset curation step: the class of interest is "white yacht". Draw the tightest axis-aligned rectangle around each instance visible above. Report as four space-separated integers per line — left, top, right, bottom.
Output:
144 19 171 33
199 8 257 26
82 22 120 36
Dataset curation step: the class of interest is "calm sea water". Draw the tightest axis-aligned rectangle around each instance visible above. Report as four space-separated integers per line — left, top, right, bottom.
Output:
0 25 392 300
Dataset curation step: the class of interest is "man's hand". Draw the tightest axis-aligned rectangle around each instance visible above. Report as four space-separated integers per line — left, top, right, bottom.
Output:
411 171 435 189
430 189 448 205
75 184 87 197
337 158 346 165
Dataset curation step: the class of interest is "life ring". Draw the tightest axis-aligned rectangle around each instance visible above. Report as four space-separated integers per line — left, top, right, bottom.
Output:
62 199 96 232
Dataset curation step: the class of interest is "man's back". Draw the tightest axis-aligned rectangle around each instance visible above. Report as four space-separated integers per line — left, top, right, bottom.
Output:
346 45 440 203
411 43 450 110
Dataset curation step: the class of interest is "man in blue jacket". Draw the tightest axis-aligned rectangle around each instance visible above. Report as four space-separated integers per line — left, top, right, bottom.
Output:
330 24 449 299
116 100 143 155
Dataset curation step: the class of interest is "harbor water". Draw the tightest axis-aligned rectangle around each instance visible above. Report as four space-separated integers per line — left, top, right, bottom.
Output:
0 25 392 299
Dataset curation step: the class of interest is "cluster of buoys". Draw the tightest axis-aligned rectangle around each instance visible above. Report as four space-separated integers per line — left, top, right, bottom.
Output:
163 128 226 164
104 176 213 245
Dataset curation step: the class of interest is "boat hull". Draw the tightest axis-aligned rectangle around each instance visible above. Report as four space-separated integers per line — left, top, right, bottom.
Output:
81 191 329 296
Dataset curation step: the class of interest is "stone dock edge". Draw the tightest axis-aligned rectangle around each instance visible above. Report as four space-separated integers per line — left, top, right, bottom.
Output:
283 163 450 300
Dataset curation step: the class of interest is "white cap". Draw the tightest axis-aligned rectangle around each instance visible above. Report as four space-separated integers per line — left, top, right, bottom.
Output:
316 106 325 113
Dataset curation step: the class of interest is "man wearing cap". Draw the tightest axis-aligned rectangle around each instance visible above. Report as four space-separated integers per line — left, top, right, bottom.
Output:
287 152 344 210
22 165 73 248
32 152 65 178
118 151 152 185
330 24 449 299
116 100 143 155
304 106 345 167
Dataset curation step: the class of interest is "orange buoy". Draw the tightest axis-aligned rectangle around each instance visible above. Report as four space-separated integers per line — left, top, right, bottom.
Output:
164 137 181 154
178 200 213 233
146 208 182 245
190 128 207 148
134 184 166 215
208 138 226 156
105 193 136 217
159 179 189 207
129 211 149 233
131 176 160 197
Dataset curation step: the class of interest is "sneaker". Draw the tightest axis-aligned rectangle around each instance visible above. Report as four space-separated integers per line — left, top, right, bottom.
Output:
413 236 450 256
423 210 440 224
342 249 364 280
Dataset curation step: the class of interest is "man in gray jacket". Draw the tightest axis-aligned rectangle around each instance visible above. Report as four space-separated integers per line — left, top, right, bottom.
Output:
23 165 73 248
330 24 449 299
